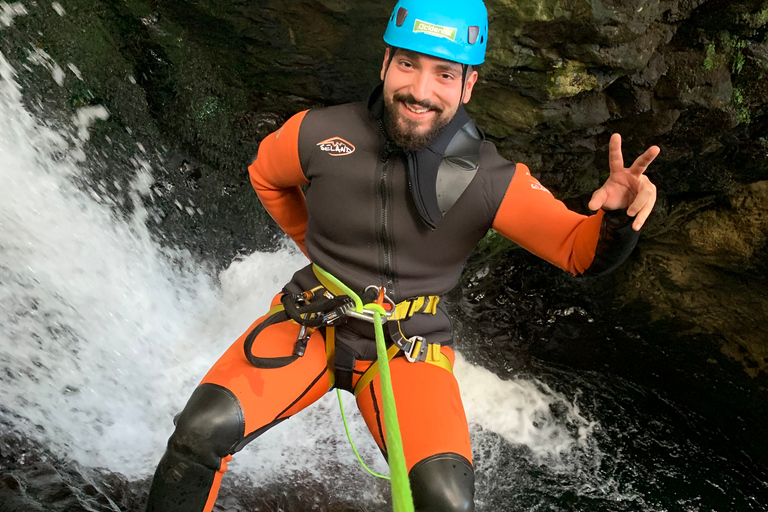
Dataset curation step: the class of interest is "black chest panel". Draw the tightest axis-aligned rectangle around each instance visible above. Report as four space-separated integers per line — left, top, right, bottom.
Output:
435 120 482 220
296 101 513 311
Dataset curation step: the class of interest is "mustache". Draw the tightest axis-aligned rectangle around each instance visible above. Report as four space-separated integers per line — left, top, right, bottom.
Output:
392 93 443 114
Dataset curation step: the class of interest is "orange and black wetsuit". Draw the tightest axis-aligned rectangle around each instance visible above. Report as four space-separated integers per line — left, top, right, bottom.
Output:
145 86 639 512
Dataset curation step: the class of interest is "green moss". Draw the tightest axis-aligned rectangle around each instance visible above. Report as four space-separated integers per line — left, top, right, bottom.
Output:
547 60 599 99
69 89 94 109
732 87 751 125
475 230 515 259
194 96 221 122
468 86 542 137
702 43 717 70
701 33 747 75
732 51 745 74
729 38 747 75
733 87 744 104
489 0 604 23
485 34 549 71
742 6 768 28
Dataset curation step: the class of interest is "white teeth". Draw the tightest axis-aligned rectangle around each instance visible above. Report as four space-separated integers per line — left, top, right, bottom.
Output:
405 104 429 114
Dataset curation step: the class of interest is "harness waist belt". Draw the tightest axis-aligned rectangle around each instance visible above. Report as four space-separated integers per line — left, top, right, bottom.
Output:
312 265 440 322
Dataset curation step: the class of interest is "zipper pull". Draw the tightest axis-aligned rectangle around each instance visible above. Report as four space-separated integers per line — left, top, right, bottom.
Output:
380 142 392 162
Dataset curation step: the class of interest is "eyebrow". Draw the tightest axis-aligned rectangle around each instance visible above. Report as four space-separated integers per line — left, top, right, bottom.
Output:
397 49 463 73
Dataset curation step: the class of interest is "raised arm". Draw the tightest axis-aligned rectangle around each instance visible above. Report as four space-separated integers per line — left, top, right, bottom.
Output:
248 110 310 256
491 163 641 276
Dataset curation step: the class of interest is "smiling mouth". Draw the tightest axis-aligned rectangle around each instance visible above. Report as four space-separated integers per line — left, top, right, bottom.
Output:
404 103 432 114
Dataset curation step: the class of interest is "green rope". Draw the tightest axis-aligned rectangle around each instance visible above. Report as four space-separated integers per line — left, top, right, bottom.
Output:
365 304 415 512
336 388 390 480
314 265 415 512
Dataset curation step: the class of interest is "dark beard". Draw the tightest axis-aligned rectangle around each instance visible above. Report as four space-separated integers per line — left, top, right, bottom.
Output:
383 93 452 152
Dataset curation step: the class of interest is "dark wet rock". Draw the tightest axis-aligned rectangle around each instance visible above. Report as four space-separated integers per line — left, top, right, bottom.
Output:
625 181 768 377
0 422 140 512
0 423 374 512
452 180 768 465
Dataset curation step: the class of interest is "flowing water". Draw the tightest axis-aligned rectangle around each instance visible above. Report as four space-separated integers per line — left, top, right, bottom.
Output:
1 15 768 511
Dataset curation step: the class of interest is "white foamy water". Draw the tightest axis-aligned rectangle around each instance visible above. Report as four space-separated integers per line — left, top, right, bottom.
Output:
0 2 27 27
457 355 596 457
0 43 595 498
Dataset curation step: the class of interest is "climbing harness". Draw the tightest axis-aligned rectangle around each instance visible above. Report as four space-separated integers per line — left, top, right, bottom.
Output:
244 265 450 384
311 265 452 398
242 264 455 512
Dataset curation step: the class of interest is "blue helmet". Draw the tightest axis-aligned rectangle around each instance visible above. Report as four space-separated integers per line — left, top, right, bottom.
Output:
383 0 488 66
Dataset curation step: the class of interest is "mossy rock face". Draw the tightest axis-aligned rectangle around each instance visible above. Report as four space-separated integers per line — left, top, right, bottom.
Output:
487 0 568 22
5 0 768 205
546 59 600 98
488 0 661 29
467 86 543 137
0 0 291 265
655 50 735 109
620 181 768 377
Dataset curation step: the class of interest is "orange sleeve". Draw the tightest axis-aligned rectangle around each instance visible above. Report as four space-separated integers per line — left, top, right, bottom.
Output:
248 110 310 256
491 163 604 275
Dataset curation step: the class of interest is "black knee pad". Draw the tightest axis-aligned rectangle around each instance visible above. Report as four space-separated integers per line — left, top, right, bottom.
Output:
409 452 475 512
146 450 217 512
168 383 245 470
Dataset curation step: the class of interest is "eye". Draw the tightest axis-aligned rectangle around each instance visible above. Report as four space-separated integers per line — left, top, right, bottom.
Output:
399 59 413 68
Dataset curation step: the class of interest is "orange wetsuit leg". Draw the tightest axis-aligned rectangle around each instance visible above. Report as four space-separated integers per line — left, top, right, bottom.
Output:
354 346 475 510
146 293 331 512
200 300 332 436
354 346 472 470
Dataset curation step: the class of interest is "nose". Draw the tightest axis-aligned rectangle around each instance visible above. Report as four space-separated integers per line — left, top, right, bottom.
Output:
410 70 434 103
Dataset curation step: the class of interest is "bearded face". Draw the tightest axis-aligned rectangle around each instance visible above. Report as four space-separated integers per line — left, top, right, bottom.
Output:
383 92 453 151
380 49 477 152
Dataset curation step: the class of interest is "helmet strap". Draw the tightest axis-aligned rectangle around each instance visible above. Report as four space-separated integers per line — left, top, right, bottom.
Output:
460 64 469 104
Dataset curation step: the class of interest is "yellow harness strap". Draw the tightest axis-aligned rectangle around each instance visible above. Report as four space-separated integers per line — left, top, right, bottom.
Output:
265 303 285 317
353 344 453 398
391 295 440 320
312 266 439 322
325 326 337 389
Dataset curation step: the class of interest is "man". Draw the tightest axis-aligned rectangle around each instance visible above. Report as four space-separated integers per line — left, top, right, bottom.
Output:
145 0 658 511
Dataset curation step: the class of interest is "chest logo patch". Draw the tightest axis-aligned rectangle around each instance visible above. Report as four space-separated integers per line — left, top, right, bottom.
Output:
317 137 355 156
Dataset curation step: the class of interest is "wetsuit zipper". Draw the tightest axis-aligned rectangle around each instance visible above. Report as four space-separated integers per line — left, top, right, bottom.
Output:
377 120 397 298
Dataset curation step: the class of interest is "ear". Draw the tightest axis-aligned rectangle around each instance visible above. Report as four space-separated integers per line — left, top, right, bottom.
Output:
461 70 479 104
380 47 392 81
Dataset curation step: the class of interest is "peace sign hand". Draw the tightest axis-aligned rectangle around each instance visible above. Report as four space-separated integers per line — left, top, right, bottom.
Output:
588 133 660 231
